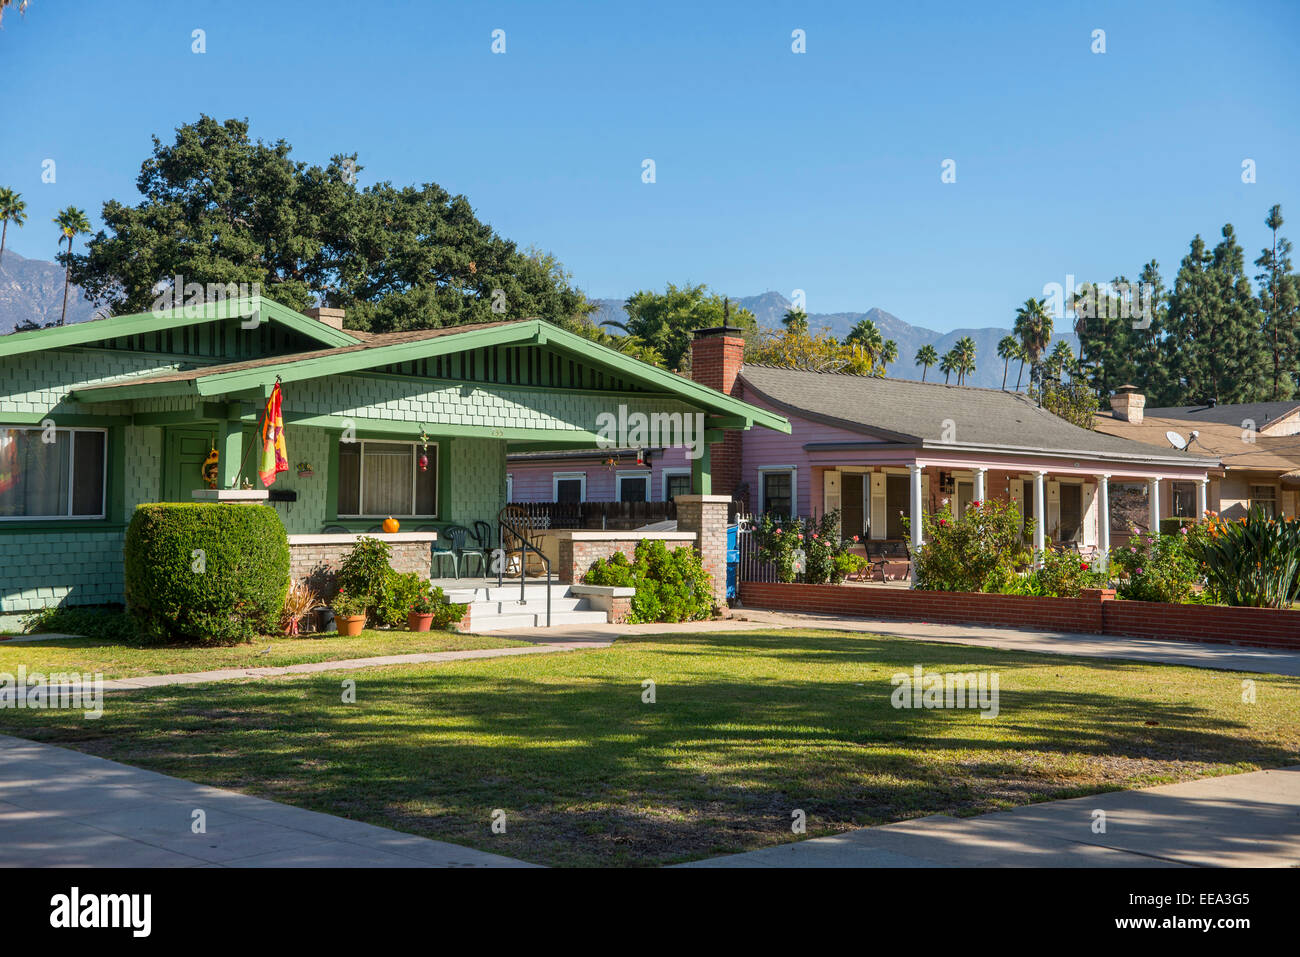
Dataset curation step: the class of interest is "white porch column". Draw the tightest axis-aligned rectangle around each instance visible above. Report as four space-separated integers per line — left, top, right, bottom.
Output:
1032 470 1046 567
973 467 987 504
908 463 923 584
1197 477 1209 518
1097 474 1110 571
1148 477 1162 533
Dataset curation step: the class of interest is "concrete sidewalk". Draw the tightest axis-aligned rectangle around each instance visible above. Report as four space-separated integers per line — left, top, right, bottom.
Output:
0 735 531 867
682 765 1300 868
30 639 611 695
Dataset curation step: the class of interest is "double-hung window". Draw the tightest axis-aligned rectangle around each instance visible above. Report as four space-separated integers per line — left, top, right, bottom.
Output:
337 440 438 517
760 467 795 517
0 427 106 520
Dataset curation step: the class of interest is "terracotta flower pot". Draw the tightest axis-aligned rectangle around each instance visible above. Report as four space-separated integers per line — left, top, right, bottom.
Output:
334 613 367 637
407 611 434 632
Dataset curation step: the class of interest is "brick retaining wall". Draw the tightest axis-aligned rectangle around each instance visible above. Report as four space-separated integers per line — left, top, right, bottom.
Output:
740 582 1300 650
287 534 436 597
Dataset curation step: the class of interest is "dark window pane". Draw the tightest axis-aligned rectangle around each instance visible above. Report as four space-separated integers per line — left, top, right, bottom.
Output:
72 431 106 516
886 475 909 539
1058 484 1082 542
666 474 692 500
555 478 582 504
620 476 648 503
763 471 792 517
337 442 360 515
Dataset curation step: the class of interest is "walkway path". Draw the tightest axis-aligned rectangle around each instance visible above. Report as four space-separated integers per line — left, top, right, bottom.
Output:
480 611 1300 677
681 765 1300 867
0 734 531 867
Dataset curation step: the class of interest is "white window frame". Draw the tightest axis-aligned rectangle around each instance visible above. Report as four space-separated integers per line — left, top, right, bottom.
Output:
757 465 798 517
0 426 108 522
506 473 514 503
337 438 439 519
616 469 652 503
661 467 692 502
552 471 586 503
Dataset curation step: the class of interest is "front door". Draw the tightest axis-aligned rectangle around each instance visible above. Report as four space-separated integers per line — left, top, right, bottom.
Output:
163 428 215 502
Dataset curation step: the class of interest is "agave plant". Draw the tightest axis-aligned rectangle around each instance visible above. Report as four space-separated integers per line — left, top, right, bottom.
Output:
1189 509 1300 608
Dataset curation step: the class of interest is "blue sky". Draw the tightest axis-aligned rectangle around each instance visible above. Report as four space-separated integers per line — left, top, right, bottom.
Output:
1 0 1297 332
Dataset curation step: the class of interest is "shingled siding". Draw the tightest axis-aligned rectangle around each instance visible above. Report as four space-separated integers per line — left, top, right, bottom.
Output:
0 347 187 419
0 530 126 625
286 375 697 437
739 582 1300 650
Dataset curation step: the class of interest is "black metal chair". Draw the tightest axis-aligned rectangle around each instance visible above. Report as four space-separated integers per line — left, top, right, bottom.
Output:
321 525 350 533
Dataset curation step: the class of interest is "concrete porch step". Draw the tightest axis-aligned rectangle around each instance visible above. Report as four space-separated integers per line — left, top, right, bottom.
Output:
469 597 588 615
444 583 572 604
463 609 609 632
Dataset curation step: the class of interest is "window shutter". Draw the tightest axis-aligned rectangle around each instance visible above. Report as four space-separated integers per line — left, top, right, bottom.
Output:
870 472 887 540
823 470 841 519
1082 482 1098 547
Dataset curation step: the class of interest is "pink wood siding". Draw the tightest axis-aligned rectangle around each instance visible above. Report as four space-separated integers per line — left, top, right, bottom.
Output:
508 447 693 502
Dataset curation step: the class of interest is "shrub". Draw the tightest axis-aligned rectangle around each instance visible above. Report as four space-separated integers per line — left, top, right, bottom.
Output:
23 604 140 643
751 509 856 584
830 551 869 584
909 500 1032 592
331 589 368 618
1108 523 1201 603
124 503 290 645
583 539 715 623
336 536 392 613
1189 509 1300 608
1028 549 1108 597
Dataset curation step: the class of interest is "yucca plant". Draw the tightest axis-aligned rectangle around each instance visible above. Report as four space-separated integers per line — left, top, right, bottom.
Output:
1189 509 1300 608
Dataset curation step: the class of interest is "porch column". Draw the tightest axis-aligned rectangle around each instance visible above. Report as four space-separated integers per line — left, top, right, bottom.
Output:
973 467 987 504
690 432 715 496
1197 477 1209 518
218 417 243 489
675 494 730 609
1032 470 1046 567
1097 474 1110 571
1148 477 1161 533
908 464 923 584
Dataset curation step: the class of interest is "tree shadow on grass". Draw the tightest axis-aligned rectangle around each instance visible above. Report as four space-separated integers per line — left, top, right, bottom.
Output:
2 628 1297 866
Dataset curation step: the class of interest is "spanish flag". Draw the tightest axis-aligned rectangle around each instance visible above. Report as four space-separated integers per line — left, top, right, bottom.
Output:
259 382 289 487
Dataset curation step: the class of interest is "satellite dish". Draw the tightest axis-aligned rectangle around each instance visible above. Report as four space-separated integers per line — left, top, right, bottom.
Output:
1166 430 1189 450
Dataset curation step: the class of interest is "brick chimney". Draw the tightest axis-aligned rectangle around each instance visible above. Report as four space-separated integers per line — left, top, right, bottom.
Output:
1109 385 1145 424
689 326 745 500
306 306 346 331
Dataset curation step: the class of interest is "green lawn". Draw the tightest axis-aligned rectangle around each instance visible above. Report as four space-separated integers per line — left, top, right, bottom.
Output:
2 628 1297 867
0 630 530 680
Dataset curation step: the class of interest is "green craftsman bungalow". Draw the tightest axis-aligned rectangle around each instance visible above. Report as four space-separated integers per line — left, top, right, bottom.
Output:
0 297 788 629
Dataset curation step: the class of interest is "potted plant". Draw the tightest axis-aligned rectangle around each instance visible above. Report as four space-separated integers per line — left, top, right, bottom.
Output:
296 461 315 478
331 590 369 636
406 584 436 631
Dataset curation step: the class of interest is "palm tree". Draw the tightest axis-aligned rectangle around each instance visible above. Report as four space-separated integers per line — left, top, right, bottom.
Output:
915 343 939 382
1047 340 1075 384
880 337 898 368
939 348 958 385
53 206 91 326
1014 297 1054 398
0 187 26 269
954 335 977 385
846 318 883 363
996 334 1018 390
781 308 809 335
0 1 31 26
1013 342 1028 391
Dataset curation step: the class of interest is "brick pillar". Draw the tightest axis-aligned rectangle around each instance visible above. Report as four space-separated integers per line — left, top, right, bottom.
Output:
676 493 731 610
689 327 744 499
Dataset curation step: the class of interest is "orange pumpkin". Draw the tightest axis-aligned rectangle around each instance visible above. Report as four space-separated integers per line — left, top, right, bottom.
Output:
382 516 400 533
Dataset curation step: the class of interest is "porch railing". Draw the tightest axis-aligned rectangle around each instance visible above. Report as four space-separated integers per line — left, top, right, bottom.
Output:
507 500 677 530
497 510 552 627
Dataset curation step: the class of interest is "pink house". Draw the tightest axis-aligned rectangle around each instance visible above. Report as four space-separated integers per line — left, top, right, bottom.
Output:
507 329 1222 564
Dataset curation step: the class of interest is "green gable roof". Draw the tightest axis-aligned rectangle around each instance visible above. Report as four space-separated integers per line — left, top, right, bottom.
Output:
61 303 789 433
0 295 360 357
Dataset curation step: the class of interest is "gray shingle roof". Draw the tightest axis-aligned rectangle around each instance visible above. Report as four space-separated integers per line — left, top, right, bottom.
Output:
739 365 1218 466
1141 401 1300 428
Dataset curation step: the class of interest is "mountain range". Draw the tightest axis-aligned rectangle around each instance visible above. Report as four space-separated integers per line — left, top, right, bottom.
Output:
0 254 1074 391
591 291 1080 390
0 251 101 332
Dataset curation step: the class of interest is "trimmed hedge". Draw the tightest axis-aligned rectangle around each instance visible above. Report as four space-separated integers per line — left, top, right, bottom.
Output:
124 503 290 645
